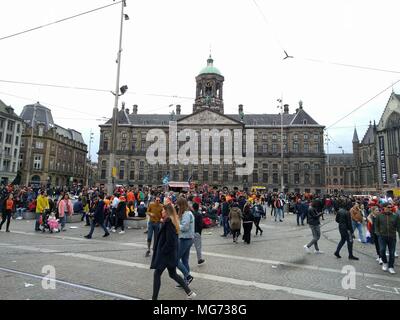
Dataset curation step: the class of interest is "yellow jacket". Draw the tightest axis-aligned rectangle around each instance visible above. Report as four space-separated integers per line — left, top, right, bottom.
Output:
36 195 49 213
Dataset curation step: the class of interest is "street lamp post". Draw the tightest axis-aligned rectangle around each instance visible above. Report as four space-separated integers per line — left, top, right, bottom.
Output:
25 106 37 186
107 0 128 194
277 98 284 193
325 131 330 194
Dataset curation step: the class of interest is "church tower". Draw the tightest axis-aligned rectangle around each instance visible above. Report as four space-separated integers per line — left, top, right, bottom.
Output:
193 55 224 114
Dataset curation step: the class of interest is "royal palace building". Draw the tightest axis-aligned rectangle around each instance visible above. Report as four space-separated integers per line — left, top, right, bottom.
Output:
98 56 326 193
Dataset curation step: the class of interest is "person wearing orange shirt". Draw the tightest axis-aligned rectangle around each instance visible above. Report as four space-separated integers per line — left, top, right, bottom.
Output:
1 193 15 232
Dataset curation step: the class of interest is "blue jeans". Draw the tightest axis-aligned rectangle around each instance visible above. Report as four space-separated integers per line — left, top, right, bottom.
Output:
379 236 396 268
35 213 42 230
87 219 108 237
16 208 26 218
352 221 365 242
147 222 160 243
296 213 306 225
60 215 67 230
223 216 230 236
275 208 283 221
177 238 193 280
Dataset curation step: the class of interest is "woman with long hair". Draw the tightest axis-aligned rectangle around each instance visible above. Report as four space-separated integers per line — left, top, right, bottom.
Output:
151 204 196 300
57 193 73 231
0 193 14 232
176 197 195 286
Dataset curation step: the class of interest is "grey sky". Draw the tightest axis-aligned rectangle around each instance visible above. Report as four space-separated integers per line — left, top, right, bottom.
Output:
0 0 399 161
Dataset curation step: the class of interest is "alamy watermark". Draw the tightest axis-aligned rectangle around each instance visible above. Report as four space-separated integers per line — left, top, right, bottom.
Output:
146 121 254 175
42 265 56 290
341 265 356 290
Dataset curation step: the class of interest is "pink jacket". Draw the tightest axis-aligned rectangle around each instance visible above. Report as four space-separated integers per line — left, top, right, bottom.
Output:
58 199 73 218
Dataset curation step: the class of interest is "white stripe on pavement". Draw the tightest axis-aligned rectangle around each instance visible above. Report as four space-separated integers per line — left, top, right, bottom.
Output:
0 266 140 300
0 242 353 300
4 230 400 284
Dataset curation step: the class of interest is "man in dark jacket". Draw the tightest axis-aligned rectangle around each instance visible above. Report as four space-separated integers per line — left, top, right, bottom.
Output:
84 194 110 239
304 201 324 254
221 196 230 237
334 199 359 260
376 203 400 274
192 202 205 265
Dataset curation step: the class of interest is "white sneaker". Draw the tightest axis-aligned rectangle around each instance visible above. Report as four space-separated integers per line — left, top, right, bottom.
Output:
187 292 197 300
119 231 125 234
314 250 324 254
304 245 311 254
16 217 23 220
382 263 388 272
376 257 380 262
357 239 362 242
395 252 399 258
111 228 116 233
379 258 383 265
388 268 396 274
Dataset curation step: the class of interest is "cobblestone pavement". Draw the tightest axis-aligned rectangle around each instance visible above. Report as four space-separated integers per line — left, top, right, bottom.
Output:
1 210 400 300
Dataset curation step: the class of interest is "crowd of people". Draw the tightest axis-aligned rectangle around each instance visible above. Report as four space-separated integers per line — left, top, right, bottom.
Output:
1 183 400 298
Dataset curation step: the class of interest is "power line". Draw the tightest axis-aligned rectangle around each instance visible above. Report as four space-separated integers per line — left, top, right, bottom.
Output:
302 57 400 75
326 79 400 129
0 1 122 42
0 90 108 119
0 79 194 100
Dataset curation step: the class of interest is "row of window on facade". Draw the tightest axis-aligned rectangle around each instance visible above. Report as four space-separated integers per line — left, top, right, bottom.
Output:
103 138 321 154
100 168 321 185
1 160 16 172
0 118 21 133
100 160 322 172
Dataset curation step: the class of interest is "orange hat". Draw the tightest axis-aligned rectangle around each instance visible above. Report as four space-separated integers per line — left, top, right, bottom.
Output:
119 196 126 202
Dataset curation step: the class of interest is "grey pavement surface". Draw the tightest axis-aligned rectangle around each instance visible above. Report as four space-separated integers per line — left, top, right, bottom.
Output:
1 209 400 300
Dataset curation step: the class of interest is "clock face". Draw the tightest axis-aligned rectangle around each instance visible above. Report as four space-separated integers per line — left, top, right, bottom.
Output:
206 80 213 87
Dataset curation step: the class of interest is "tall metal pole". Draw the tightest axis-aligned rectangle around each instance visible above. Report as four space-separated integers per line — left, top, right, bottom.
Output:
280 98 284 193
25 106 37 186
108 0 126 194
325 130 330 194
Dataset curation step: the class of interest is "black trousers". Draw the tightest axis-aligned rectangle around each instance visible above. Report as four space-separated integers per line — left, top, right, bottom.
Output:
115 216 125 231
335 228 353 257
231 229 240 241
152 266 191 300
242 222 253 244
371 232 380 257
253 217 263 235
0 211 11 231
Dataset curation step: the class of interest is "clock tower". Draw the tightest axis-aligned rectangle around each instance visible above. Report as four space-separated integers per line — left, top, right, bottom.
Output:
193 55 224 114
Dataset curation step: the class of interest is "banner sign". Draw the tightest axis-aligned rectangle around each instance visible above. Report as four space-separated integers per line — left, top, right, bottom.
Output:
378 136 387 184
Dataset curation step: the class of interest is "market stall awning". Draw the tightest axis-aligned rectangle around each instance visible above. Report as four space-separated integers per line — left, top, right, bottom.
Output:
168 181 190 188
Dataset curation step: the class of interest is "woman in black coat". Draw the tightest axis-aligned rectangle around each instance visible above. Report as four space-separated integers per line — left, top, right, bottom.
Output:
242 202 254 244
84 194 110 239
115 197 127 234
151 203 196 300
334 199 359 260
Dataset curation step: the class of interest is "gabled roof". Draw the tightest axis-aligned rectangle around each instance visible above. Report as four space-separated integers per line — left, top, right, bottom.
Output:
0 99 22 121
290 108 319 125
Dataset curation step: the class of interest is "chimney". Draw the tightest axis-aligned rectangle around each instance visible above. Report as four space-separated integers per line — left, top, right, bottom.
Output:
132 105 138 114
125 108 130 114
284 104 289 114
238 104 243 114
176 105 181 115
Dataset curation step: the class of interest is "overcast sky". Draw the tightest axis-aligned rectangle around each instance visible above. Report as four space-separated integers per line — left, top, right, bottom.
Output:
1 0 399 161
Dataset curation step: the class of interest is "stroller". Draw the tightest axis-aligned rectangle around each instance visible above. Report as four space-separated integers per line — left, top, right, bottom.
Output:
40 210 60 233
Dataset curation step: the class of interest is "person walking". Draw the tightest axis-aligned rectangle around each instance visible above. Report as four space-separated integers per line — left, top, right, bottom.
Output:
367 206 382 264
350 202 366 243
334 199 359 260
274 196 284 222
375 203 400 274
252 198 264 236
192 202 205 265
304 200 324 254
0 193 15 232
115 196 127 234
229 202 242 243
176 197 195 286
221 196 231 237
57 193 73 231
151 203 196 300
242 201 254 244
35 191 49 231
145 197 163 257
84 194 110 239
